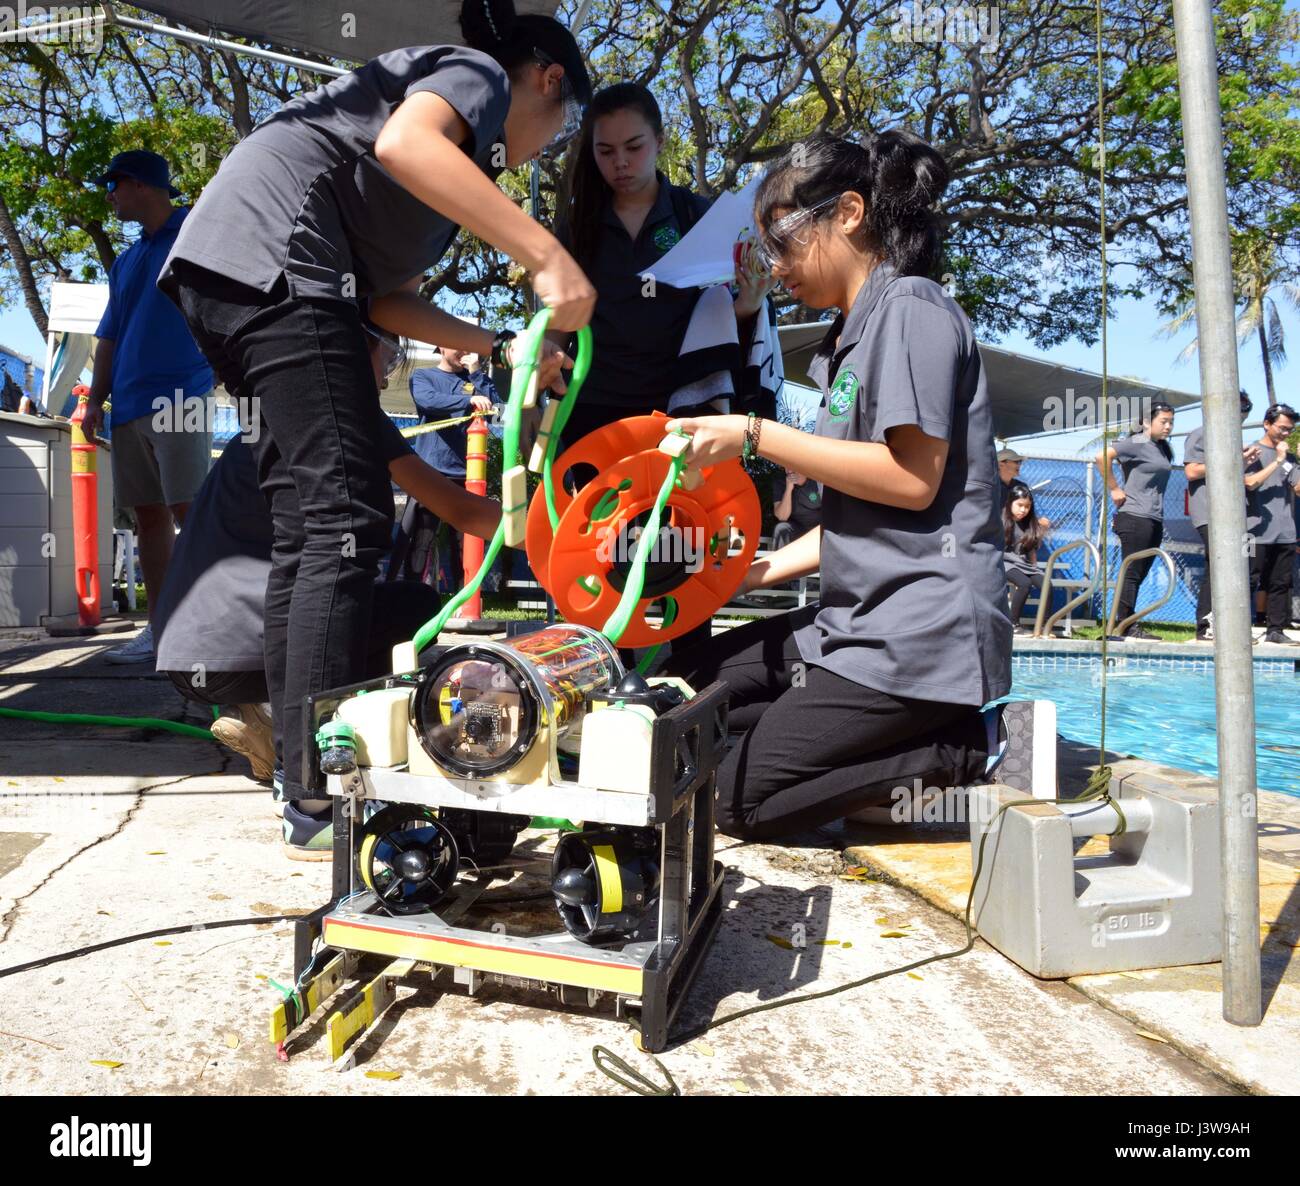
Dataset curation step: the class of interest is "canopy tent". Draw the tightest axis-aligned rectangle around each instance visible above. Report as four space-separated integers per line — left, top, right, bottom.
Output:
776 321 1200 442
120 1 562 64
41 281 109 418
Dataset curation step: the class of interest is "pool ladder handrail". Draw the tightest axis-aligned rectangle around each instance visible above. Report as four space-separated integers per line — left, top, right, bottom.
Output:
1104 546 1178 637
1033 538 1102 638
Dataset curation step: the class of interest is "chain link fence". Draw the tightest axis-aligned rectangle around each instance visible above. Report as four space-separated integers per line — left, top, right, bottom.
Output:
1018 453 1202 627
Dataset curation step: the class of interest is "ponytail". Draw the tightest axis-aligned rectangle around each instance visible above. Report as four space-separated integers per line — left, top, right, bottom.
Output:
459 0 591 105
755 129 949 278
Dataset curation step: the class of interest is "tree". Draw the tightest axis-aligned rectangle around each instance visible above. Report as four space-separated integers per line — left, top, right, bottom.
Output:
1161 227 1300 403
1 1 1297 355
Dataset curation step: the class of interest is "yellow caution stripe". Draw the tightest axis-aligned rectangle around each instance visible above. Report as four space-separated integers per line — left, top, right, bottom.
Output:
268 951 353 1044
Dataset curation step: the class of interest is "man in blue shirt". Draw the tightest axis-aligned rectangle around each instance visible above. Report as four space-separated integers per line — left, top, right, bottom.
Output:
82 151 215 664
392 347 501 587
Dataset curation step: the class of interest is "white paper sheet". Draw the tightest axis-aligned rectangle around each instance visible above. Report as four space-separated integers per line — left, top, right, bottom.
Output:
640 175 762 290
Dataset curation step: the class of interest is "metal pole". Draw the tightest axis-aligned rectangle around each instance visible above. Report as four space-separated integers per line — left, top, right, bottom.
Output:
0 8 349 76
1171 0 1261 1026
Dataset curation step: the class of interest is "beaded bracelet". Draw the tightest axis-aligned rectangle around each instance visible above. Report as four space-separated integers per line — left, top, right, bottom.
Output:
742 413 763 462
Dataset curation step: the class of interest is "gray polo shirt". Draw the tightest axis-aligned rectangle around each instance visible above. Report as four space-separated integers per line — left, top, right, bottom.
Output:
160 46 509 302
1003 519 1041 577
1182 426 1209 529
793 262 1012 708
1245 443 1300 544
154 439 271 673
1109 432 1172 521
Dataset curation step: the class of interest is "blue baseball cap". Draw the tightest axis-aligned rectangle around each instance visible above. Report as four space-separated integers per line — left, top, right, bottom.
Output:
92 150 180 199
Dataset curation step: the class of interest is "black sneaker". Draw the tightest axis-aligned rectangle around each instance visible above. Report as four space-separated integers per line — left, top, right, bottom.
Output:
1262 629 1295 646
1125 625 1159 641
1195 622 1213 642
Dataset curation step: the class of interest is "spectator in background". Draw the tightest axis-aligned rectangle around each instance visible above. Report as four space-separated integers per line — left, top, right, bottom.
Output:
1182 390 1258 642
997 446 1025 492
771 469 822 551
1245 402 1300 646
391 346 501 589
1003 482 1046 634
1096 401 1175 640
1 370 25 413
997 446 1051 529
81 151 215 665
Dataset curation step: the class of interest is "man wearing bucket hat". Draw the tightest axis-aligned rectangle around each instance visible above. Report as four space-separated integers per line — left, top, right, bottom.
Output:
82 150 215 665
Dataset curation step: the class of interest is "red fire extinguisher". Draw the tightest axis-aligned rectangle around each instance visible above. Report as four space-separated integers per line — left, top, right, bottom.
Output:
68 383 101 628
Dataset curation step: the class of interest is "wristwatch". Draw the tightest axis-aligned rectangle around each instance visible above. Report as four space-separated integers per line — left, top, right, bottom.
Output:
490 329 517 370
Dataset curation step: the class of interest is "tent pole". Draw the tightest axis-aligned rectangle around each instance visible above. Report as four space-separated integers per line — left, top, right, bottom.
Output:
1171 0 1261 1026
0 7 347 76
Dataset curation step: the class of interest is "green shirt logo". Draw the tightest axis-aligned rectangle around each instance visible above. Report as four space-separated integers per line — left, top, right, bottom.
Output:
654 225 681 253
828 369 859 419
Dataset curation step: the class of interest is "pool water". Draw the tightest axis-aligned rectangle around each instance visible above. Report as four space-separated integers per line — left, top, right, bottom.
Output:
1005 666 1300 799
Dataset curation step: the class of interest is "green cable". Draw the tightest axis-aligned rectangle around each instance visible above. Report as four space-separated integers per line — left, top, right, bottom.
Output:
601 448 688 645
411 309 556 655
634 596 678 675
0 706 212 739
542 327 593 529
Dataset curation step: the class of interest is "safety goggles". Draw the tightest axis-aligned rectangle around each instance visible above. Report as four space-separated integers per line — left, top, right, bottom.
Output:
535 49 585 155
533 49 585 156
756 193 845 270
363 323 407 380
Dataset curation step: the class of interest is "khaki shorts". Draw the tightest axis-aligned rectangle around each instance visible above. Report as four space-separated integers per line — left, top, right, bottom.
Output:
111 393 214 508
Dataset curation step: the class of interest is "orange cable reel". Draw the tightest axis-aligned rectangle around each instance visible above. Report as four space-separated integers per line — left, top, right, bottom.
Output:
537 419 760 647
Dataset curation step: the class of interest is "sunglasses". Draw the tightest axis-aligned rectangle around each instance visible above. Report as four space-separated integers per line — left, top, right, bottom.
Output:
105 176 128 192
756 194 845 271
535 49 584 155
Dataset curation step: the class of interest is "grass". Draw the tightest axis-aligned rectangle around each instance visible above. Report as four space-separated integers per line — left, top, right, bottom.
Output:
1061 621 1196 643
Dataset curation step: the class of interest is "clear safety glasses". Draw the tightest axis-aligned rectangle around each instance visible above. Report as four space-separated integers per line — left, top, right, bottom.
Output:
756 193 846 270
535 49 585 156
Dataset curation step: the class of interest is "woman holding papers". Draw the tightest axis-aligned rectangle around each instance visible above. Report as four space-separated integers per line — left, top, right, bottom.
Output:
553 83 776 447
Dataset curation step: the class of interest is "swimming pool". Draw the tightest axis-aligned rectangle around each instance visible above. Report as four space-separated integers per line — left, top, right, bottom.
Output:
1006 657 1300 799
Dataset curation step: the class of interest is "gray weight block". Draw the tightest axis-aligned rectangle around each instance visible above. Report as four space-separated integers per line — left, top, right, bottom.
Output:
968 774 1221 978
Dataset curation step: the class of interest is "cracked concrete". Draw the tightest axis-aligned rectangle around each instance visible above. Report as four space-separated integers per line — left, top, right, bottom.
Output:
0 627 1256 1096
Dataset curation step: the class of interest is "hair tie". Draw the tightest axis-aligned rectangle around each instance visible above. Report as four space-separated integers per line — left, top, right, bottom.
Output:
482 0 502 41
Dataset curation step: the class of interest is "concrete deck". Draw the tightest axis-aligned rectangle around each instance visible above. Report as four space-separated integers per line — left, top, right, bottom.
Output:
0 621 1282 1095
842 742 1300 1096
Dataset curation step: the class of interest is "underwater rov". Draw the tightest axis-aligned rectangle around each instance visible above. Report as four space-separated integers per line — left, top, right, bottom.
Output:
273 626 728 1065
267 312 743 1066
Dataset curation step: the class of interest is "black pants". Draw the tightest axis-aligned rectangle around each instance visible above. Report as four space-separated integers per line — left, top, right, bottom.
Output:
1112 511 1164 632
1252 541 1297 630
1006 568 1043 622
1195 525 1214 624
662 609 988 841
173 267 401 799
163 581 441 715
